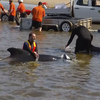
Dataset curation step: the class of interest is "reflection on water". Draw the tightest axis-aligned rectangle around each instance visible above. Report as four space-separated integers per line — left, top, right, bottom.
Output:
0 21 100 99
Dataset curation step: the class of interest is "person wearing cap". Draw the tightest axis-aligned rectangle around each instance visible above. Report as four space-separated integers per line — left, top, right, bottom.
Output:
8 0 16 22
65 26 93 54
23 32 39 60
31 2 45 32
16 0 26 18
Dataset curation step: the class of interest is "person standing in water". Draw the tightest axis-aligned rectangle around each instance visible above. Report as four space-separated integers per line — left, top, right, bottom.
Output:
31 2 45 32
8 0 16 22
23 32 39 60
16 0 26 18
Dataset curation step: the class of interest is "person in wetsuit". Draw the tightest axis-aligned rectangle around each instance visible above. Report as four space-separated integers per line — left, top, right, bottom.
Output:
23 32 39 60
65 26 93 54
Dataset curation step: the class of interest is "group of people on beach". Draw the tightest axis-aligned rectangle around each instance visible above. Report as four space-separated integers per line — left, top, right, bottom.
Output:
0 0 45 32
0 0 96 60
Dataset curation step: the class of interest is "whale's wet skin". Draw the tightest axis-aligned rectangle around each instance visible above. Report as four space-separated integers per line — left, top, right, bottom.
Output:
1 13 100 100
1 47 71 64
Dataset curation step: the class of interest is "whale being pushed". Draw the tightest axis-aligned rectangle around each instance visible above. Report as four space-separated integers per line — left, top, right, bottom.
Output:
1 47 71 63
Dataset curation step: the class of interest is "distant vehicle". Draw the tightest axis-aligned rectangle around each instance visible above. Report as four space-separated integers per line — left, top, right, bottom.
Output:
1 0 93 32
20 16 92 32
45 0 100 22
1 12 8 21
19 0 93 32
1 10 91 32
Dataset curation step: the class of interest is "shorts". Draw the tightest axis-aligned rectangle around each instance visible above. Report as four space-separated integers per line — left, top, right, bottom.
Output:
20 12 27 18
32 20 42 28
9 15 15 22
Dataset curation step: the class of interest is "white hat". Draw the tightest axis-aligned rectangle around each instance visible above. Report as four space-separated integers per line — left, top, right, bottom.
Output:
18 0 23 2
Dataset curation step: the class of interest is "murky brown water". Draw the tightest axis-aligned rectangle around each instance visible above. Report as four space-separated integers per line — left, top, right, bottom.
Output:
0 21 100 100
0 1 100 100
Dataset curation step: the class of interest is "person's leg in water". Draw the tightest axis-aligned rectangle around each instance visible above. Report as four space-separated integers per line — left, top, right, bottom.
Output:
37 21 42 32
9 15 15 22
31 20 36 30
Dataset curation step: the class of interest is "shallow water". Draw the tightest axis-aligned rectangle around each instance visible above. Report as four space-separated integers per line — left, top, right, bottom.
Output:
1 1 100 100
0 21 100 100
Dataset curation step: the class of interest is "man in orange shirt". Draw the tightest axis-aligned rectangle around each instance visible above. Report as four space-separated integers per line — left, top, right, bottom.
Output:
16 0 26 18
31 2 45 32
8 0 16 22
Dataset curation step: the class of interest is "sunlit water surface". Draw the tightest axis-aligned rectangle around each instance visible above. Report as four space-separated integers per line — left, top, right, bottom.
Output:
0 22 100 100
1 1 100 100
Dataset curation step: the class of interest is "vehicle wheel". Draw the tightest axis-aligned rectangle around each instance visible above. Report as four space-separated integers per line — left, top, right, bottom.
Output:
60 21 72 32
1 14 9 21
47 26 58 31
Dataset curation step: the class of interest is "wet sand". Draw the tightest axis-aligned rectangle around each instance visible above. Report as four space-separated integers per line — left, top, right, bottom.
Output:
4 0 70 7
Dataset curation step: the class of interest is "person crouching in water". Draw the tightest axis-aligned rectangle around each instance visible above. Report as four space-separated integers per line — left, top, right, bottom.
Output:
23 32 39 60
8 0 16 22
65 26 93 54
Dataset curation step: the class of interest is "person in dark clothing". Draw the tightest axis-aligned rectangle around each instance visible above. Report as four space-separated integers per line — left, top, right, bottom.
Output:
65 26 93 54
23 32 39 60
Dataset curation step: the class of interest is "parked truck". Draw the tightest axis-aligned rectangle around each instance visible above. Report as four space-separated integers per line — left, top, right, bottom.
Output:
20 0 93 32
1 0 93 32
41 0 100 32
45 0 100 22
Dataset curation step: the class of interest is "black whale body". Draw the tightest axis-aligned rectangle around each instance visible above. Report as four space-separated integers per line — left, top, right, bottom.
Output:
2 45 100 64
2 47 68 63
91 45 100 53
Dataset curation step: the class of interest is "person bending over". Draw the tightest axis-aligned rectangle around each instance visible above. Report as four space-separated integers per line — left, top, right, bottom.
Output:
65 26 93 54
23 32 39 60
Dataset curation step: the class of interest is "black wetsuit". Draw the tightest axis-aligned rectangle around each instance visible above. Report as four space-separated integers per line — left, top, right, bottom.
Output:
66 26 93 54
23 40 38 59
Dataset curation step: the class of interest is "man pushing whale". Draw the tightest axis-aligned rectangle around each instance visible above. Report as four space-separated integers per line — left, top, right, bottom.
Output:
65 26 93 54
23 32 39 60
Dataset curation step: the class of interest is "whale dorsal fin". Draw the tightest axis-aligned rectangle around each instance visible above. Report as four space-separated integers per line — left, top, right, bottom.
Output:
7 47 30 57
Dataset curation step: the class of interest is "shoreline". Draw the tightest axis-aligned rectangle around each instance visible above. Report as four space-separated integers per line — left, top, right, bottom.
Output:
4 0 70 6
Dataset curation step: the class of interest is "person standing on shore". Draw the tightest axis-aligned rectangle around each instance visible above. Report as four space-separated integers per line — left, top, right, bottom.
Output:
8 0 16 22
31 1 45 32
16 0 26 18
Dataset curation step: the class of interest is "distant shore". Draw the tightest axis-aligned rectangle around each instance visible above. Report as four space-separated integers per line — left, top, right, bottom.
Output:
4 0 70 6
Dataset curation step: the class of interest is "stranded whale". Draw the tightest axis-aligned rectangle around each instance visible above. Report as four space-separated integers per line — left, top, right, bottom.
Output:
1 47 71 63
